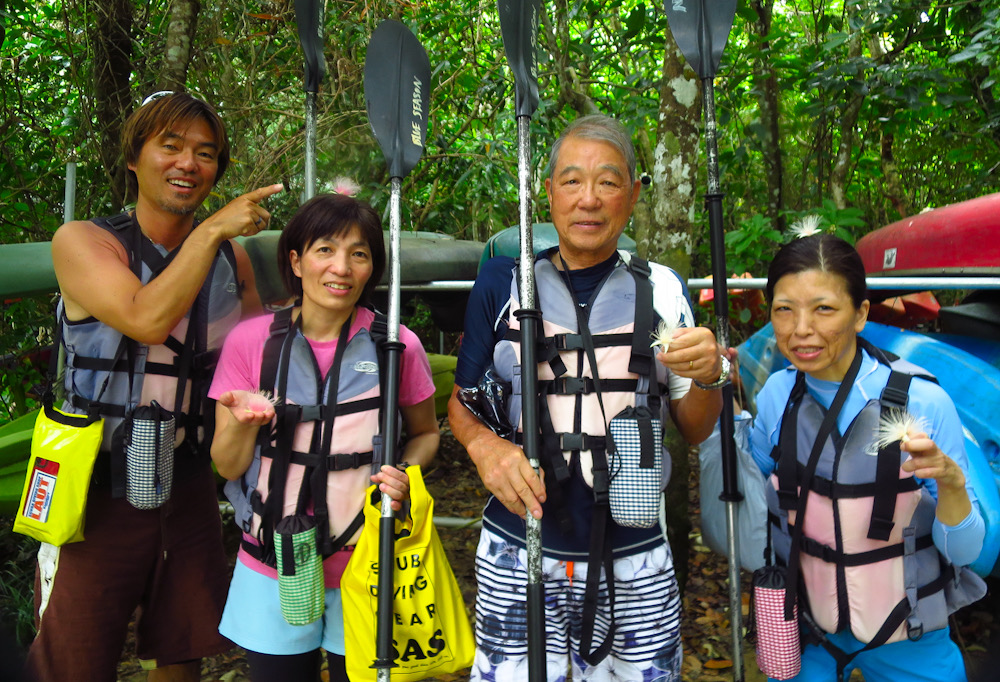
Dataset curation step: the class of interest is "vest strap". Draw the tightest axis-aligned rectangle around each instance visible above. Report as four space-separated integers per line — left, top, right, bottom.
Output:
869 370 915 541
797 529 933 566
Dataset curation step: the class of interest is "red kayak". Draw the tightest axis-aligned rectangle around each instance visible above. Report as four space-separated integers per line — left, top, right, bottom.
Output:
856 192 1000 277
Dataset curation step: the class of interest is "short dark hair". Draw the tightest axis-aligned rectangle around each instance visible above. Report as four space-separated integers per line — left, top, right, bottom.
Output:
545 114 637 185
122 92 230 195
766 234 868 308
277 193 386 306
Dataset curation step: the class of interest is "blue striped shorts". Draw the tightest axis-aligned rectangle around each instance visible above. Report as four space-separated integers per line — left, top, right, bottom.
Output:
471 528 683 682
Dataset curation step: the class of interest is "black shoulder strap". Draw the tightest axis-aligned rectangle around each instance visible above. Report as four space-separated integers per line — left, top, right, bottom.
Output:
626 256 655 378
868 369 914 542
260 307 295 393
255 307 297 564
775 371 808 510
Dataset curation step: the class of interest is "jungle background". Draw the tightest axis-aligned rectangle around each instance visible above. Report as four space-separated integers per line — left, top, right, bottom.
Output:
2 0 999 679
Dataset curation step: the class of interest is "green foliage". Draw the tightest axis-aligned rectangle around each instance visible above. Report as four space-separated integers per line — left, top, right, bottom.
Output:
1 0 1000 401
0 296 53 421
0 520 38 649
723 213 782 276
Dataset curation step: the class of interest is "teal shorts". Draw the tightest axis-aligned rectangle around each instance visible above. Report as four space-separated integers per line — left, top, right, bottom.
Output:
776 626 967 682
219 559 346 656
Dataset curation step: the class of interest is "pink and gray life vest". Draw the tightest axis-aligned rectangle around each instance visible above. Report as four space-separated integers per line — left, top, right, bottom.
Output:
226 307 390 567
493 254 668 502
59 212 242 493
767 342 986 670
491 253 669 664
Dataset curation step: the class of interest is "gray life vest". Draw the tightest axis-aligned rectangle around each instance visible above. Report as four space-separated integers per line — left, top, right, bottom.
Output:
768 342 986 671
60 213 242 492
226 307 391 567
491 253 671 665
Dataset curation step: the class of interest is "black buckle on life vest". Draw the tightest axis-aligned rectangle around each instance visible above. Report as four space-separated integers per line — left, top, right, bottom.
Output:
553 333 584 351
327 450 374 471
591 469 610 504
881 384 910 408
558 432 605 451
553 376 593 394
297 405 324 422
868 516 895 541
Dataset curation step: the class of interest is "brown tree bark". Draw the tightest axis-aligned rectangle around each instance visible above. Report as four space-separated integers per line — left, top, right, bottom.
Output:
92 0 134 208
159 0 201 92
880 132 910 219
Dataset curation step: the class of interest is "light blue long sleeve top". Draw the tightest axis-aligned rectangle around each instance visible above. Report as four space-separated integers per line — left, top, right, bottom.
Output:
750 348 986 566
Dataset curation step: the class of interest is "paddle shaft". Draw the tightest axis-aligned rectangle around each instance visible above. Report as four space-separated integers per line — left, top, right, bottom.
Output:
375 177 405 680
703 74 745 682
304 91 317 200
512 112 546 682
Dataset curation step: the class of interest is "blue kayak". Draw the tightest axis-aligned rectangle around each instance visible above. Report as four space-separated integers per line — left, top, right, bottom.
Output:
738 321 1000 578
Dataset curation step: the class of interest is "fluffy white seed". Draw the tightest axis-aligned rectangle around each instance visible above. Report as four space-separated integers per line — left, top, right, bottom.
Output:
244 389 281 413
867 408 929 455
650 317 682 352
788 214 824 240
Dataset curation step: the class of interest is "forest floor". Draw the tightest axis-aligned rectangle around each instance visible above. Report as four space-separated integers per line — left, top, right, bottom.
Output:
4 418 996 681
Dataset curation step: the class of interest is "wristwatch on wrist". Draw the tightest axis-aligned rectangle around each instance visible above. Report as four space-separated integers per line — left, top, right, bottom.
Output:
694 355 731 390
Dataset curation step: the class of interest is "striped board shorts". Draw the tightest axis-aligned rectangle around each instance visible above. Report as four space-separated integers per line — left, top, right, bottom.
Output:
471 527 683 682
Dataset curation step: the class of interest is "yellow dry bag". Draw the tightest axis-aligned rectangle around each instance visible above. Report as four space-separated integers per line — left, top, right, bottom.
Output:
13 400 103 545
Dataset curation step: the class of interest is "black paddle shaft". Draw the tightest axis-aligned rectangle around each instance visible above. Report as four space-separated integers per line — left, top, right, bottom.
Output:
363 19 431 680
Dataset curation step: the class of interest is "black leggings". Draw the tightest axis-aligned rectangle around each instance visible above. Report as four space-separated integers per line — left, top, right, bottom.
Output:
245 649 348 682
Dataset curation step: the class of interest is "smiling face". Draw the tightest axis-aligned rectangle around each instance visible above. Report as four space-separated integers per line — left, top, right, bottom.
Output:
128 117 219 216
289 225 374 321
770 269 870 382
544 135 641 269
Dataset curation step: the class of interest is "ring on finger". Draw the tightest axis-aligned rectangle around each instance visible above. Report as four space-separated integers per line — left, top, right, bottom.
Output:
254 216 263 227
689 360 694 370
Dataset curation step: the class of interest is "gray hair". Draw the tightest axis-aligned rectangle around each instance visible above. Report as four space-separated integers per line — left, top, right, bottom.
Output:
545 114 636 185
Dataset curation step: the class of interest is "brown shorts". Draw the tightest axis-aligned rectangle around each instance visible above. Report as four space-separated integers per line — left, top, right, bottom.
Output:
25 466 232 681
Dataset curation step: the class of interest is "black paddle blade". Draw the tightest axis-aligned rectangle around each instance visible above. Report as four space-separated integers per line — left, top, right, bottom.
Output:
364 20 431 179
294 0 325 93
664 0 737 79
498 0 541 118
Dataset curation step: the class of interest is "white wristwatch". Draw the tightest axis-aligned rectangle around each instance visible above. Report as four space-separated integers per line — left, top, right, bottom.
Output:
694 355 731 390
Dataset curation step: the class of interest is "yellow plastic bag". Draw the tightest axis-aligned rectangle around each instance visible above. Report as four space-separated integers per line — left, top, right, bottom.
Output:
13 401 103 545
342 465 475 681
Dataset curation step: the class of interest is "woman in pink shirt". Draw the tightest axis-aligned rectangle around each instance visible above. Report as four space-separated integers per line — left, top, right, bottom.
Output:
209 187 439 680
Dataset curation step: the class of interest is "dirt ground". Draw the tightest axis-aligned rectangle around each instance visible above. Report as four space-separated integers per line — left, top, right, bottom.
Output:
112 419 999 681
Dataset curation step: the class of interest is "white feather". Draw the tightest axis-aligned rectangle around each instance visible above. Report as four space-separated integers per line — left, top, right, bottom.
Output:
650 317 682 352
867 408 929 455
788 214 824 240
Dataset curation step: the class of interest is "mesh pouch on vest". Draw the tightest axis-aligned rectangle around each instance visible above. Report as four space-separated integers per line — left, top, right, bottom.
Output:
607 404 663 528
274 514 325 625
752 563 801 679
114 400 175 510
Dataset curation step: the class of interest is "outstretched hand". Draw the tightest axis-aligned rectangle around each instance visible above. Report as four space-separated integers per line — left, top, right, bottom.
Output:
203 183 284 241
217 389 276 427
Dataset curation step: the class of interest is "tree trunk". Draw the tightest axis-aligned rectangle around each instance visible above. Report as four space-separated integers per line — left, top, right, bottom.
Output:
750 0 785 231
160 0 201 92
880 132 910 219
645 31 704 594
640 30 701 280
829 17 864 210
92 0 134 208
